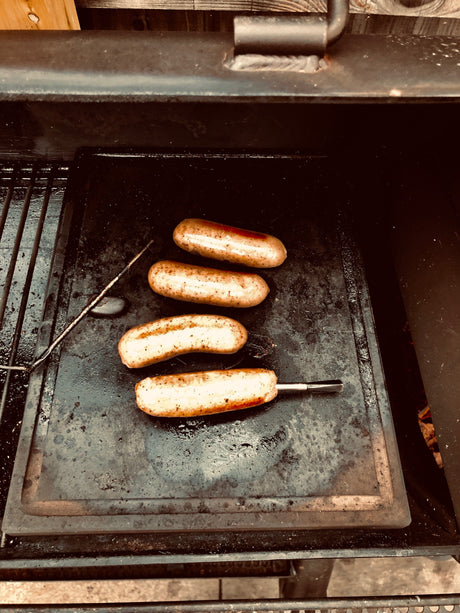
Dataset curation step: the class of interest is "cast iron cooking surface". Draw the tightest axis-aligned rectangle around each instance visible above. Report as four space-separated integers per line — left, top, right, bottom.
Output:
3 152 410 535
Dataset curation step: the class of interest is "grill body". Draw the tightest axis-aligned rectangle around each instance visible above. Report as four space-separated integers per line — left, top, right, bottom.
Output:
0 25 458 608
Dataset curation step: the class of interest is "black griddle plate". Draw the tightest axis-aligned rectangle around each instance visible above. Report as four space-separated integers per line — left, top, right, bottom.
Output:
3 152 410 535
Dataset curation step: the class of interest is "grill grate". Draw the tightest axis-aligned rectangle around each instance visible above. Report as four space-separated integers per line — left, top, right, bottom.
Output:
0 162 69 513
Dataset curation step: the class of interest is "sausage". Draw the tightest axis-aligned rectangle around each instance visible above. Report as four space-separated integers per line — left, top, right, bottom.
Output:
148 260 269 308
135 368 278 417
118 314 248 369
173 218 287 268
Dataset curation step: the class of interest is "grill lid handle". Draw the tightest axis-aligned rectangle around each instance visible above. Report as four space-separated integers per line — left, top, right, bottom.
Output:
234 0 349 56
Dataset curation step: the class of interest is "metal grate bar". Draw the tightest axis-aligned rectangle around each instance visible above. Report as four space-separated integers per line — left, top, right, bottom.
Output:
0 166 37 329
0 164 69 186
0 164 18 241
0 162 69 513
0 167 56 420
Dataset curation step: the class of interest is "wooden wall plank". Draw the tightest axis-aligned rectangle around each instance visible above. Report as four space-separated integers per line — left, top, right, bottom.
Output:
348 13 460 35
0 0 80 30
77 7 460 35
75 0 460 20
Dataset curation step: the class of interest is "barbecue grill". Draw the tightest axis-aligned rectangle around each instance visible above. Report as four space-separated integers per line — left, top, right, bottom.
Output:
0 0 459 608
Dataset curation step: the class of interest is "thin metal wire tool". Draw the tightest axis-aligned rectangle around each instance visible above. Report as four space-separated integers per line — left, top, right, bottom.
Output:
0 239 154 373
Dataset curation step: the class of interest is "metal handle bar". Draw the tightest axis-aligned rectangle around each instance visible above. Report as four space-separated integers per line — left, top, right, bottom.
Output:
234 0 349 56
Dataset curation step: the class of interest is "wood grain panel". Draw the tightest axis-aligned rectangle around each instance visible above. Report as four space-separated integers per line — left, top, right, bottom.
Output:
348 13 460 34
76 0 460 19
77 6 460 35
0 0 80 30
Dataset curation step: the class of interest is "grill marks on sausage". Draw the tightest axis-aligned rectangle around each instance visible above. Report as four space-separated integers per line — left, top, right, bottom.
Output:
136 320 200 340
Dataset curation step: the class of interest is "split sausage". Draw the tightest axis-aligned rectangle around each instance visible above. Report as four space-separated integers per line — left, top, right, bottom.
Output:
173 218 287 268
148 260 269 308
118 314 248 369
135 368 278 417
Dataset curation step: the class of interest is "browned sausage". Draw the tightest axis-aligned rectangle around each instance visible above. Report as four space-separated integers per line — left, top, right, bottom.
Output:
173 218 287 268
118 314 247 368
148 260 269 308
135 368 278 417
